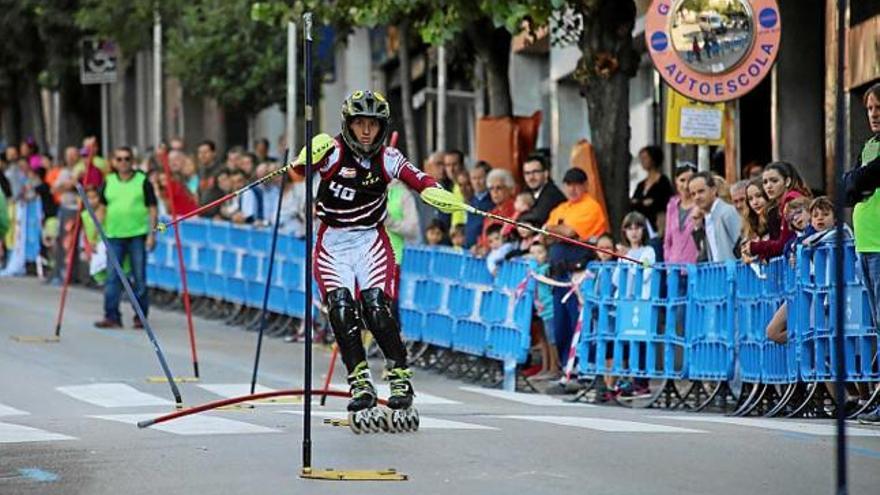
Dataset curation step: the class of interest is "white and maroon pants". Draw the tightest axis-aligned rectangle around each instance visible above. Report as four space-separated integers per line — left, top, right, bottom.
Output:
314 223 397 299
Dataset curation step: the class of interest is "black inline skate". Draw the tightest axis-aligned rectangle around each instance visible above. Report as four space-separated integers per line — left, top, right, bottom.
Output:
384 367 419 432
346 361 386 434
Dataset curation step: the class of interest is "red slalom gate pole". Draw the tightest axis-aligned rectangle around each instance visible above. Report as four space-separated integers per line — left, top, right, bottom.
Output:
320 344 339 406
136 388 375 429
159 151 200 378
54 203 83 338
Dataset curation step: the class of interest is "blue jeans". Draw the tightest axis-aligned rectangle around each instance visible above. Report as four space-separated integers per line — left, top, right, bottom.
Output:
860 252 880 330
104 236 148 323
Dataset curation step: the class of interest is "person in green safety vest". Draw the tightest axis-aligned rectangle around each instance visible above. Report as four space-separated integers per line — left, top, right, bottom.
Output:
94 146 158 330
849 83 880 424
384 179 421 264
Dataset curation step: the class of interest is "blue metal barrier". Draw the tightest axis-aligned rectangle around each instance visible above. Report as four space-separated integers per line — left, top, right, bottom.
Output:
138 218 877 391
579 262 687 379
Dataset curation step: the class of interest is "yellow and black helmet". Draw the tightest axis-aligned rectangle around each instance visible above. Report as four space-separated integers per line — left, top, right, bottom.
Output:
341 90 391 158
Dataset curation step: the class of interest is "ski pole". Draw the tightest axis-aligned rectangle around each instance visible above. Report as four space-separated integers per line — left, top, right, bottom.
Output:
420 188 645 265
153 162 296 233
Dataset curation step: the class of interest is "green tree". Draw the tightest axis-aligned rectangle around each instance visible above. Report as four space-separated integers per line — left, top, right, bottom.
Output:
166 0 286 116
0 0 90 150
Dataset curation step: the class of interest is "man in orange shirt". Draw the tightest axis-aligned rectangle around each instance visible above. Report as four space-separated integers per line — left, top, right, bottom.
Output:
545 168 608 389
545 168 608 240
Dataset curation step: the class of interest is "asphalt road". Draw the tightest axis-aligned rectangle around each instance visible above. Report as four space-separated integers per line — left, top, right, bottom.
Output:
1 277 879 495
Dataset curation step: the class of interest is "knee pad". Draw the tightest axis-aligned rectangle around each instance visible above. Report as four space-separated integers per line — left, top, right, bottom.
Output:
326 288 366 370
360 288 407 369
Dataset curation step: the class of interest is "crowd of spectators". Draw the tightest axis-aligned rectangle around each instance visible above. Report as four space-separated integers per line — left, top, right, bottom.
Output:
0 83 877 415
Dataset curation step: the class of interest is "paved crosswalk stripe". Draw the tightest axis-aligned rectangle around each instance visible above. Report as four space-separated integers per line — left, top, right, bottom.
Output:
655 415 880 437
280 410 497 430
493 415 706 433
196 383 276 398
0 422 75 443
374 385 461 405
0 403 29 417
459 386 592 407
57 383 171 408
328 382 461 405
90 414 279 435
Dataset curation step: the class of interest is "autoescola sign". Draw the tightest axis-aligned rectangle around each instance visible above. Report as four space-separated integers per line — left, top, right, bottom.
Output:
646 0 781 103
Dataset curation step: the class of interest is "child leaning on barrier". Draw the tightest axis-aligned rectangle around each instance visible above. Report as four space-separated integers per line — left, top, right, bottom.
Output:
765 196 852 344
485 223 515 276
528 240 561 379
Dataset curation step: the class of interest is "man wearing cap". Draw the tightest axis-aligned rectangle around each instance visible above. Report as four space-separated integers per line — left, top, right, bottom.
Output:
544 168 609 391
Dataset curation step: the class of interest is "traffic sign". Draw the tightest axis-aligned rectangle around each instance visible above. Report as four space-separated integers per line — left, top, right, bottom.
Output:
80 38 118 85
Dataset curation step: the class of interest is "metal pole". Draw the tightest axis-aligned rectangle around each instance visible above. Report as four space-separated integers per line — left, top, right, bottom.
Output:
76 184 182 406
287 21 297 155
153 9 163 148
437 44 447 151
100 84 109 158
158 151 200 378
54 204 83 337
302 11 314 473
250 150 288 395
697 144 710 172
832 1 848 493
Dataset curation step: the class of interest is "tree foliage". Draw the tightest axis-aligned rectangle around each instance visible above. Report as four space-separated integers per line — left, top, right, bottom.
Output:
167 0 286 114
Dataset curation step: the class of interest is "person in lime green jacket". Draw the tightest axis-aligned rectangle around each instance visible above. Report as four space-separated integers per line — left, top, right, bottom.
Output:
95 147 157 329
849 83 880 424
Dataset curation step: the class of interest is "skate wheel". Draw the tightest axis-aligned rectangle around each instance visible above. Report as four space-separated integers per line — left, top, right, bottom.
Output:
409 408 420 432
347 412 362 435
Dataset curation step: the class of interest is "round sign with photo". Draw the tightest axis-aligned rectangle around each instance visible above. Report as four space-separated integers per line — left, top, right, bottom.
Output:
646 0 781 103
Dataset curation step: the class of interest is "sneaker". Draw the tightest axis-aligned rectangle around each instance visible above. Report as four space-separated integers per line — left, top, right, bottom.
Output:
616 380 634 397
631 383 651 398
857 408 880 425
94 319 123 329
133 316 144 329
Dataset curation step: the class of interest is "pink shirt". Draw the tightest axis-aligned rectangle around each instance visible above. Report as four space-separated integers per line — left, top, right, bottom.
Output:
663 195 699 264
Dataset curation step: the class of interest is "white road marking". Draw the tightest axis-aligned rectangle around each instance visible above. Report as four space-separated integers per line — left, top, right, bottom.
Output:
374 385 461 405
280 410 497 430
57 383 171 408
494 415 706 433
0 403 28 417
459 386 592 407
196 383 276 398
328 382 462 405
0 422 75 443
90 414 279 435
655 415 880 437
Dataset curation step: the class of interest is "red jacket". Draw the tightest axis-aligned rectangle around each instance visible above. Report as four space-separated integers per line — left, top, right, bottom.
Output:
750 190 804 260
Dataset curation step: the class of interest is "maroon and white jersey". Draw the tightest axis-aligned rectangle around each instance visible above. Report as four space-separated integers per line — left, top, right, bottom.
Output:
315 135 437 230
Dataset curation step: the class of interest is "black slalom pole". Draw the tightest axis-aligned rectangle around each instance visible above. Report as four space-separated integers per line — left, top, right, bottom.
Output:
250 149 289 395
832 1 848 493
302 11 314 474
76 184 183 407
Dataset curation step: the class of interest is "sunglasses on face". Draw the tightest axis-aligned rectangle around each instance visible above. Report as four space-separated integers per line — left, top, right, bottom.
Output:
114 156 132 162
488 185 507 191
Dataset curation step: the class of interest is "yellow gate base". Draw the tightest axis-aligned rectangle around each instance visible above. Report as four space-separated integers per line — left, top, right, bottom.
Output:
145 376 200 383
11 335 61 343
300 468 407 481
